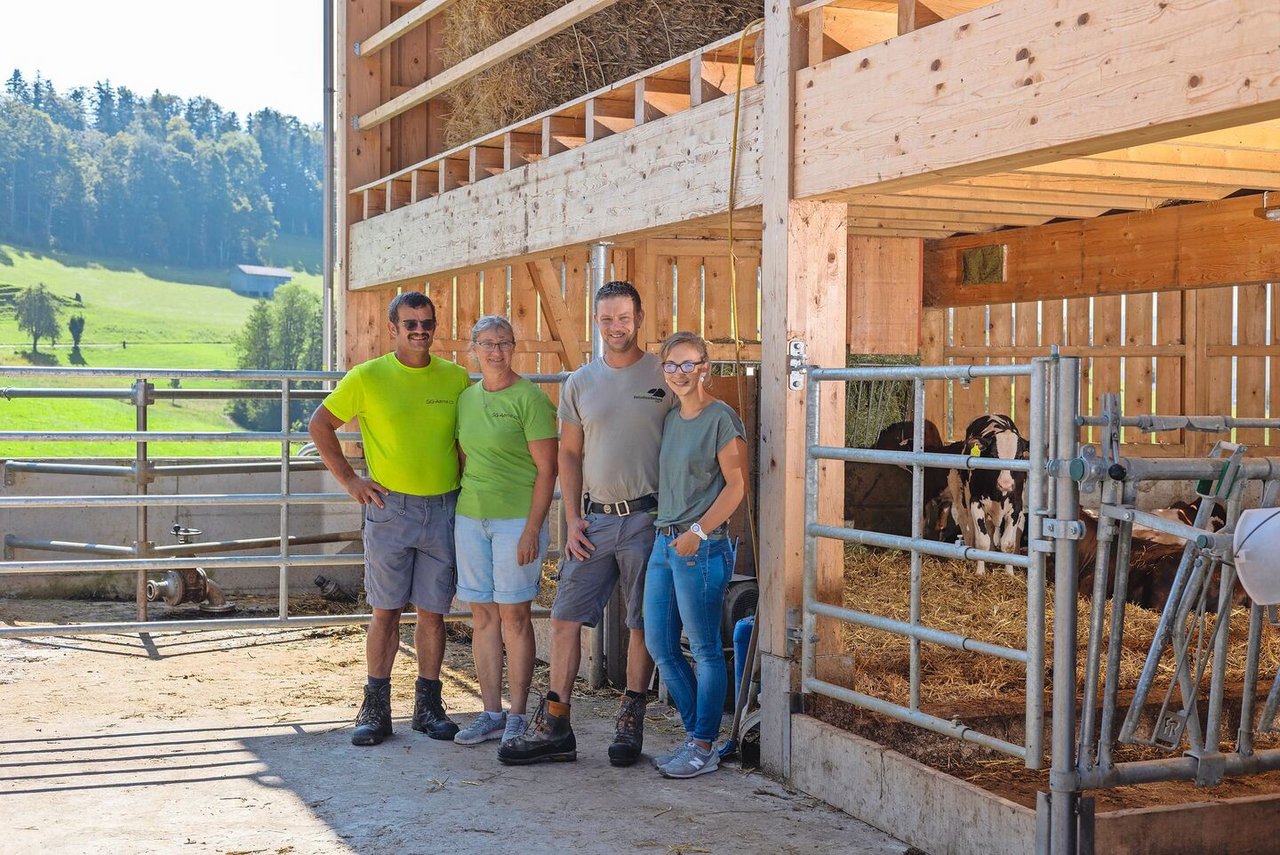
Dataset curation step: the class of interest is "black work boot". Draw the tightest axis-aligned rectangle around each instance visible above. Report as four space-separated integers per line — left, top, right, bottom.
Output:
608 692 647 767
497 693 577 765
352 682 392 746
412 677 459 740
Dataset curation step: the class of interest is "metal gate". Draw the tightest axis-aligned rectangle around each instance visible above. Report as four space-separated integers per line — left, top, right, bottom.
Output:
801 354 1280 855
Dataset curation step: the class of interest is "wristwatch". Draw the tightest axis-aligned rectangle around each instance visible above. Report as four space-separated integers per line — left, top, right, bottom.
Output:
690 523 708 541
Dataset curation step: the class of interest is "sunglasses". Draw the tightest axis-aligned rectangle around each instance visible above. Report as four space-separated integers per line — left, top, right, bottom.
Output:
399 318 437 332
474 340 515 352
661 359 706 375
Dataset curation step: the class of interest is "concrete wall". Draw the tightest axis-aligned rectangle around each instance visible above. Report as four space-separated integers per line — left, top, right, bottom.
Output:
1 459 363 598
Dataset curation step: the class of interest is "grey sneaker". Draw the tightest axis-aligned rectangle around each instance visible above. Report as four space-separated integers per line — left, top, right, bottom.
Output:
454 712 507 745
502 713 528 745
660 741 720 779
653 739 692 770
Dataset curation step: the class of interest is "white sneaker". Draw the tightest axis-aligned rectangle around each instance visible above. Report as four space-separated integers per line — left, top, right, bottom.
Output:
660 742 720 779
454 712 507 745
501 713 528 745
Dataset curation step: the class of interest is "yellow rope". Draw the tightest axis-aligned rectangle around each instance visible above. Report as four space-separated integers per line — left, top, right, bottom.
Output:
727 20 764 588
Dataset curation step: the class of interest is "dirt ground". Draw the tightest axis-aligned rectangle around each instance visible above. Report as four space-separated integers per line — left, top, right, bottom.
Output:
0 598 915 855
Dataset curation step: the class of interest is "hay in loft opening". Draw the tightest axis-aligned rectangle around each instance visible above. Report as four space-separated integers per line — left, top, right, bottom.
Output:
440 0 763 146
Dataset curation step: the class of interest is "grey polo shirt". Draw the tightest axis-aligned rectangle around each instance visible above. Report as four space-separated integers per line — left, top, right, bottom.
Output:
558 352 674 504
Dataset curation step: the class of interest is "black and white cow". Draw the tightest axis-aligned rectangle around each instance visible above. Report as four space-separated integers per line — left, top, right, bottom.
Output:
947 414 1029 574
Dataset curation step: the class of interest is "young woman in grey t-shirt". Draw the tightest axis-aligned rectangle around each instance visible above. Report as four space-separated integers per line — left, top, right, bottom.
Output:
643 331 747 779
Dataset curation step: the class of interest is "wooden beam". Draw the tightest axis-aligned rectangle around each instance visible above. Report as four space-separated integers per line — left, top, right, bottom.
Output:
356 0 621 131
526 259 586 370
348 86 765 288
923 194 1280 308
354 0 461 57
758 0 849 778
795 0 1280 200
897 0 943 34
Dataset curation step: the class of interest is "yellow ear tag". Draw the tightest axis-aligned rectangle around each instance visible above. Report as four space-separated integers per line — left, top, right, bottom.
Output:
970 443 982 457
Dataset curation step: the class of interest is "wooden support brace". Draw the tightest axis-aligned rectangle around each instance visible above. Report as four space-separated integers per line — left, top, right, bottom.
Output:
527 259 586 370
438 157 468 194
542 115 587 157
689 54 727 107
469 146 505 183
586 97 635 141
503 130 542 170
355 0 462 58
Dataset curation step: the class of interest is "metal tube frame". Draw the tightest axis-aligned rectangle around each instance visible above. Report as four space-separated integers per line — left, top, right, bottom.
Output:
1 367 569 638
799 358 1050 772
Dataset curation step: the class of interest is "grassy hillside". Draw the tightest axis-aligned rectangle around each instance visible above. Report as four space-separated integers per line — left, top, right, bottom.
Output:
0 242 324 457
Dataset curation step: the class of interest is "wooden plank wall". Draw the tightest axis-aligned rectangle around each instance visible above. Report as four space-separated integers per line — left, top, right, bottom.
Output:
922 284 1276 455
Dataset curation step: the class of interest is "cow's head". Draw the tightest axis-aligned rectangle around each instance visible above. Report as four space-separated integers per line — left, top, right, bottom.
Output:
964 414 1027 496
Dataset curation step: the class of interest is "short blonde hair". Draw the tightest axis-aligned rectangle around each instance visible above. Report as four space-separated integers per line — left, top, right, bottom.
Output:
660 331 709 362
470 314 515 342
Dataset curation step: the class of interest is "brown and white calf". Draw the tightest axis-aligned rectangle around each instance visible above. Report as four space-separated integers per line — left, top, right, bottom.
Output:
948 414 1029 574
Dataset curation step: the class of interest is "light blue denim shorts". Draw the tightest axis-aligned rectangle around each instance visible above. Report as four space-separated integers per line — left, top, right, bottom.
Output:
454 515 548 604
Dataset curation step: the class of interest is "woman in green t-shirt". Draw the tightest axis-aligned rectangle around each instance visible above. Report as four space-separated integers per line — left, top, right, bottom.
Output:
453 315 559 749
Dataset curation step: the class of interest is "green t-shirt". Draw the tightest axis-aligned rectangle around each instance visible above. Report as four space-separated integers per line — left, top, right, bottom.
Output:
457 377 558 519
321 352 470 496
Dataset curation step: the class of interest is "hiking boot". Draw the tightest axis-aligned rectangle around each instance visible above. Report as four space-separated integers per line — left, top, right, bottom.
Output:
497 695 576 765
501 713 528 746
660 741 720 779
412 679 459 740
351 683 392 746
607 693 647 767
454 712 506 746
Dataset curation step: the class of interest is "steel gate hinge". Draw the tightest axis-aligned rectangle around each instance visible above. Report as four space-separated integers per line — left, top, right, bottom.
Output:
1043 519 1086 540
787 339 808 391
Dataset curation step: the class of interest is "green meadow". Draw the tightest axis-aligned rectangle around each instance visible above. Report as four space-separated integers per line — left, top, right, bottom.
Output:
0 243 323 457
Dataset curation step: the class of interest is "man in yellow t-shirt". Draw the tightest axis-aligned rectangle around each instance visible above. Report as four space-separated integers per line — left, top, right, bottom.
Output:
309 291 470 747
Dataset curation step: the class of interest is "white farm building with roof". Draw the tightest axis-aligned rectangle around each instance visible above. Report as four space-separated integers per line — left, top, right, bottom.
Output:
229 264 293 298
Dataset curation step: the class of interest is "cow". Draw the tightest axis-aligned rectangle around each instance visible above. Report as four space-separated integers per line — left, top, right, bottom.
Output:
869 419 959 542
1072 509 1246 614
948 414 1029 574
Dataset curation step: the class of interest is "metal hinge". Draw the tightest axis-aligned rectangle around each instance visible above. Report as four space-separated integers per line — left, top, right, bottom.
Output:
1043 519 1086 540
787 339 808 391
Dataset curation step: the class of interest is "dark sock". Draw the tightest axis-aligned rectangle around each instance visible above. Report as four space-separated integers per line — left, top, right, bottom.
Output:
415 676 440 690
546 691 560 703
367 676 391 689
625 689 645 701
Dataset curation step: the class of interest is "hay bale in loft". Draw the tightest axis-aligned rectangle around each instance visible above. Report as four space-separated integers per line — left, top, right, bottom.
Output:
441 0 762 147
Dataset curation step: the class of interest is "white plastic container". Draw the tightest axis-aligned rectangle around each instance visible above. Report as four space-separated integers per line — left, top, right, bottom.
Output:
1233 508 1280 605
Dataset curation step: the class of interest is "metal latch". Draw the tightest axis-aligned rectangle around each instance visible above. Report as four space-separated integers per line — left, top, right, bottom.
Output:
1043 519 1086 540
787 339 808 391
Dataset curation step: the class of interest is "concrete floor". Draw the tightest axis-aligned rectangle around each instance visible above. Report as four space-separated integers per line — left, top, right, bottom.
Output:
0 602 916 855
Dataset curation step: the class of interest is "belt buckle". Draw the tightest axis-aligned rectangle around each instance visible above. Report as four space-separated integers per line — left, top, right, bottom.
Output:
615 499 631 517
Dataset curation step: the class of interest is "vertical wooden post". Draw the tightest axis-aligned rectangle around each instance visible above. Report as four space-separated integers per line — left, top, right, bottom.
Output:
757 0 848 778
342 0 389 371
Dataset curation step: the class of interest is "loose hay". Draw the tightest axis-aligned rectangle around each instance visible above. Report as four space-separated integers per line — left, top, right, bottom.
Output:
441 0 762 145
831 545 1280 808
837 544 1280 710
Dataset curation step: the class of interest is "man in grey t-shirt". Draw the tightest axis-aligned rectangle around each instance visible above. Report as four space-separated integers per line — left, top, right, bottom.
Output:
499 281 674 768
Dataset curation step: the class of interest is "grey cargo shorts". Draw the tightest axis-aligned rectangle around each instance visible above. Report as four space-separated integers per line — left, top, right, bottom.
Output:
362 489 458 613
550 511 656 629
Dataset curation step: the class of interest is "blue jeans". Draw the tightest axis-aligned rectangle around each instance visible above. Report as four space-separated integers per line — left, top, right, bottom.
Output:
643 532 733 743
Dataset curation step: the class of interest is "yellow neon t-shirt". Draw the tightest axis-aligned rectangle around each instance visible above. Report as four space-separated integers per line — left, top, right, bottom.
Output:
322 352 470 496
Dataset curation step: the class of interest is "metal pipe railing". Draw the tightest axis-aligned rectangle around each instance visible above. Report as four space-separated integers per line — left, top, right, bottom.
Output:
801 360 1047 766
0 607 553 640
2 366 572 647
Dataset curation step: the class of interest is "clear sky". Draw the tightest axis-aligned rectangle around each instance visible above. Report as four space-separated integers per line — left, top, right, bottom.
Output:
2 0 324 124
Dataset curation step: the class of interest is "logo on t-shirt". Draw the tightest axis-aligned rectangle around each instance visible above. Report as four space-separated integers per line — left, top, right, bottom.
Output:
423 398 455 404
634 387 667 401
